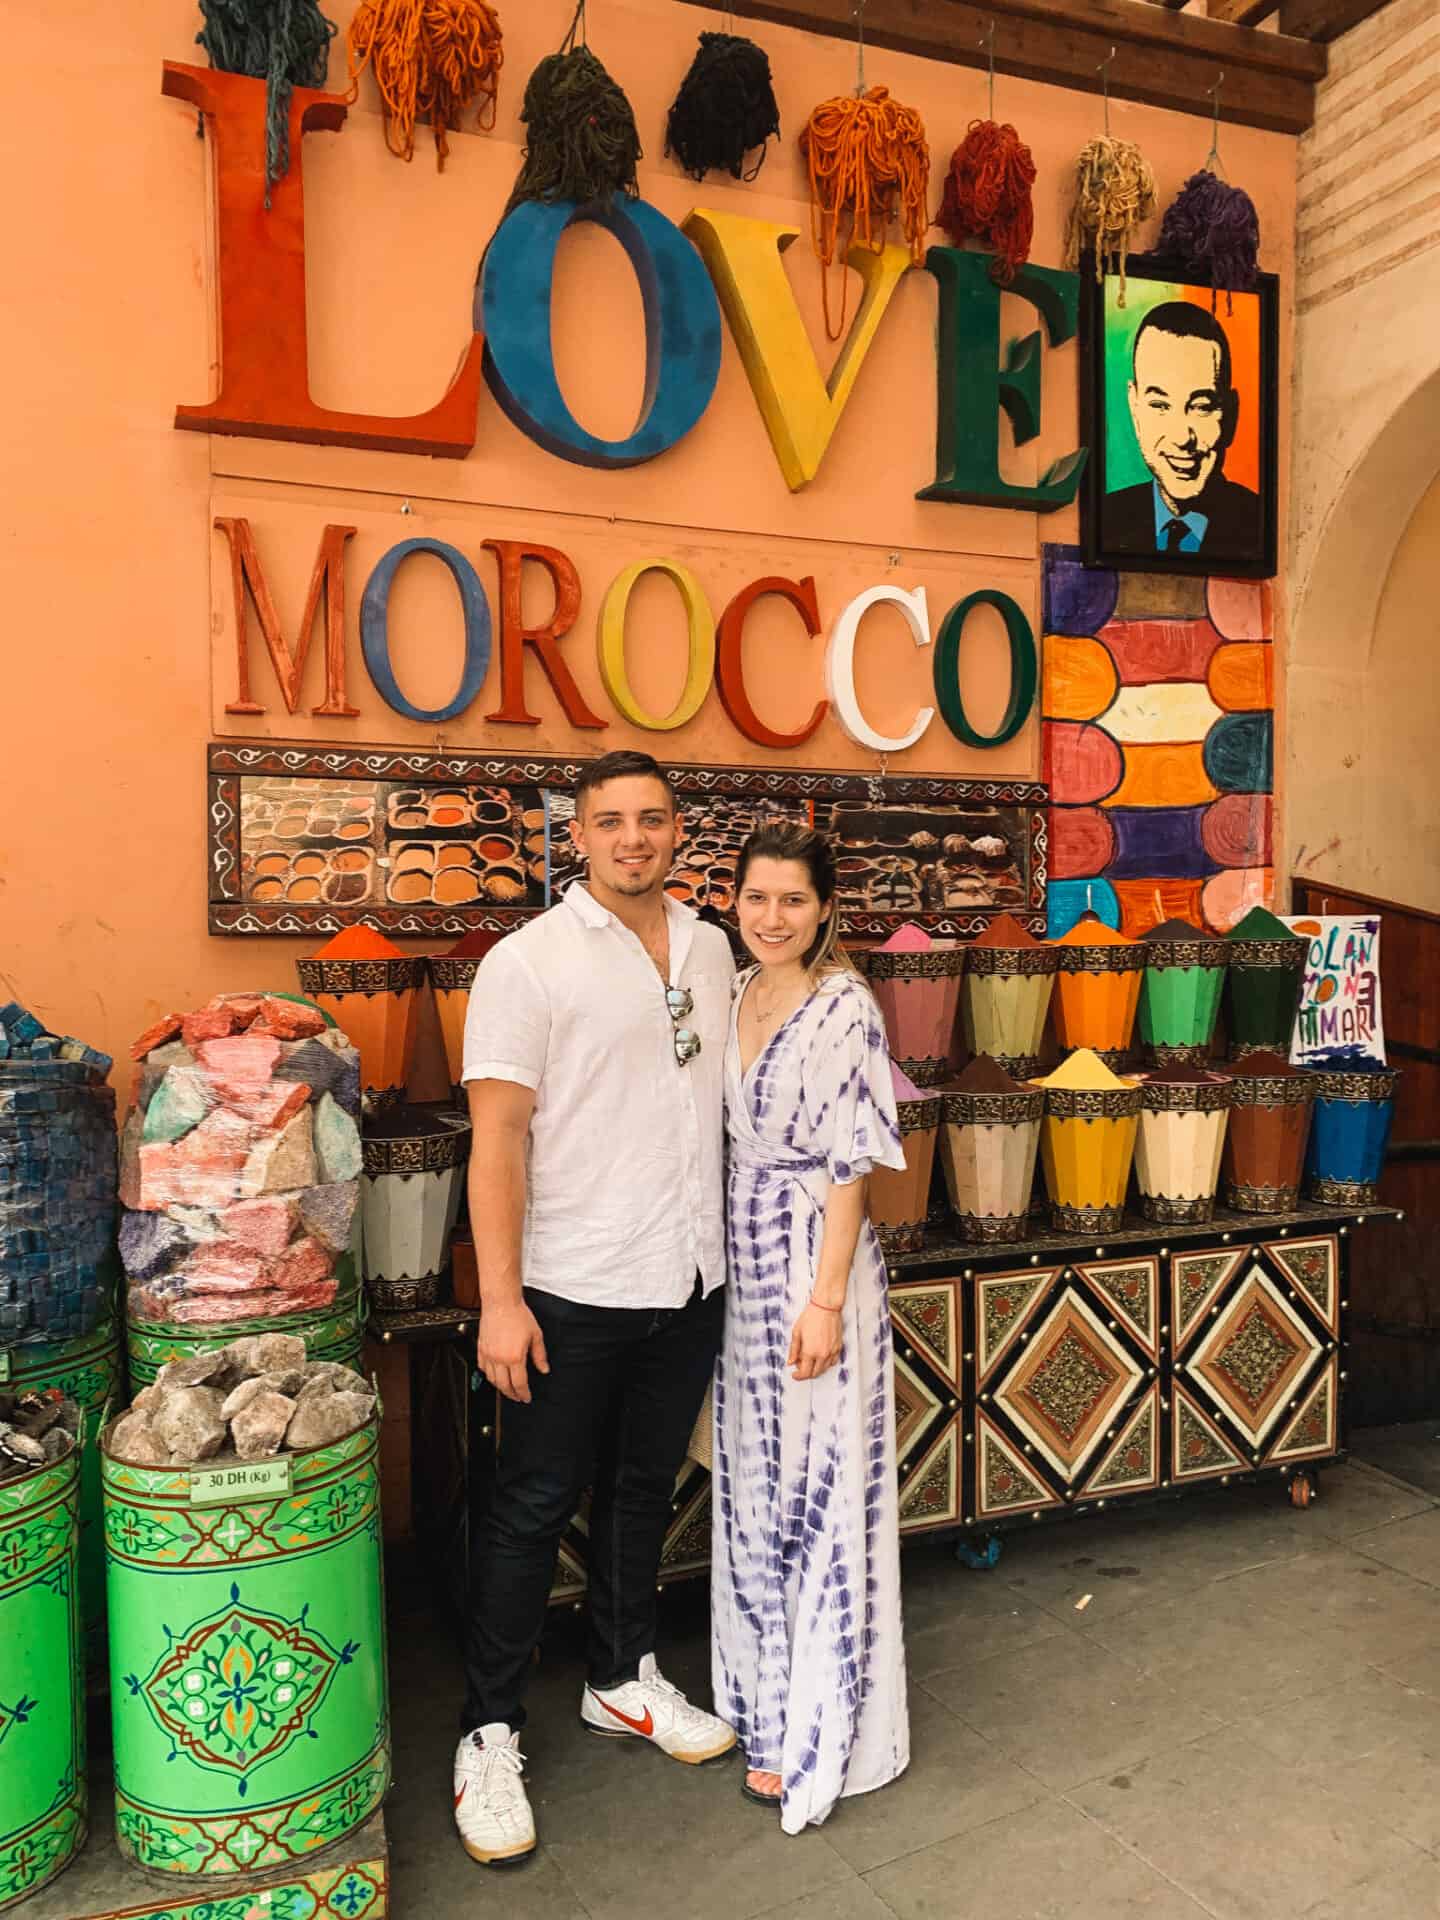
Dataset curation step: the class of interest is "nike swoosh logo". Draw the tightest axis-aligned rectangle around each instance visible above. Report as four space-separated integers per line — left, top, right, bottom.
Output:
454 1786 466 1808
596 1696 654 1736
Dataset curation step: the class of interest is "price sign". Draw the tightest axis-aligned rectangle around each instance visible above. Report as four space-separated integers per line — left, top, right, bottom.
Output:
189 1457 293 1507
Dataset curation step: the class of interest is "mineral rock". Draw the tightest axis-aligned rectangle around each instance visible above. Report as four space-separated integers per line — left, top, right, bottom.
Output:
232 1390 297 1460
219 1335 266 1375
220 1377 265 1422
181 1004 239 1052
251 997 327 1041
299 1182 358 1254
152 1385 229 1461
196 1032 282 1101
247 1106 316 1195
314 1094 362 1183
255 1333 309 1373
130 1014 185 1061
119 1210 194 1282
181 1240 268 1295
287 1382 375 1450
109 1409 172 1465
220 1196 296 1259
266 1236 333 1294
228 1081 310 1131
141 1066 215 1145
0 1428 45 1464
156 1350 229 1391
275 1040 358 1113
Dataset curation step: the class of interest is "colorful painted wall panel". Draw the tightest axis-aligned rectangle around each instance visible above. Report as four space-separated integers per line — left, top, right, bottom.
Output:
1042 545 1275 937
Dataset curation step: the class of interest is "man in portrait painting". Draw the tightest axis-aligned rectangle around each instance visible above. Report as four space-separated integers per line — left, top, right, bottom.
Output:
1105 302 1259 557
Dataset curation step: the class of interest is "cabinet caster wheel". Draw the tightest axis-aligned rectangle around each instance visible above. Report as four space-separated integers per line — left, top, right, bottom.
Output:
1289 1473 1315 1509
956 1536 1002 1571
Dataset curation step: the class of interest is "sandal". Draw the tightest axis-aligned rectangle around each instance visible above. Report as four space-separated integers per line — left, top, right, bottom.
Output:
740 1772 783 1808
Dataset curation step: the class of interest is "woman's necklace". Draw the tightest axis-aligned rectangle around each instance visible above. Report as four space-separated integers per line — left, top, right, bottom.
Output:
753 975 806 1027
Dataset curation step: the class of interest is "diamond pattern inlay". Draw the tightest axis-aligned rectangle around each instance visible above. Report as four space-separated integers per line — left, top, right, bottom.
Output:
894 1350 945 1463
1172 1247 1245 1350
977 1268 1061 1381
1266 1236 1339 1334
1083 1388 1159 1496
1268 1363 1337 1463
996 1289 1144 1480
1185 1267 1321 1448
977 1414 1060 1518
1173 1387 1245 1482
1077 1256 1159 1358
891 1282 958 1384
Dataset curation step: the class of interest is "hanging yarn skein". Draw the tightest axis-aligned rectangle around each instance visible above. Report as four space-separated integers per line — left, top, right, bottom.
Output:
936 119 1036 285
347 0 505 169
799 86 930 341
506 0 640 212
665 31 781 183
196 0 337 202
1065 136 1156 302
1158 170 1261 309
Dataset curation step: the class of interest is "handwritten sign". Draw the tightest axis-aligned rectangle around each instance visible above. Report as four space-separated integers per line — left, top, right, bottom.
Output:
1282 914 1385 1068
190 1457 293 1507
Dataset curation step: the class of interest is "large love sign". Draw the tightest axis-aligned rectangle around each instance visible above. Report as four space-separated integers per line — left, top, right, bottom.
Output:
162 64 1084 509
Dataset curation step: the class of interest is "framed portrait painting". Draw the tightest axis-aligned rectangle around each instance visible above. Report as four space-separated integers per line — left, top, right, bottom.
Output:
1081 256 1279 580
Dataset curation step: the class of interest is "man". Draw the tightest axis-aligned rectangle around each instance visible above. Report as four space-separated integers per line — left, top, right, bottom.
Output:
454 749 736 1867
1106 301 1259 557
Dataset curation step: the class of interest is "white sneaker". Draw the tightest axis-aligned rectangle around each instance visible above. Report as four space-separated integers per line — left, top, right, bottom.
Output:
453 1723 537 1866
581 1653 737 1764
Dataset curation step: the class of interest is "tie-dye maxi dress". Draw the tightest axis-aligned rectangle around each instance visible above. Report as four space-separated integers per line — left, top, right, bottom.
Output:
711 969 911 1835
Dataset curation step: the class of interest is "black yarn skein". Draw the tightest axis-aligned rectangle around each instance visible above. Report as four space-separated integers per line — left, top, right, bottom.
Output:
665 31 781 183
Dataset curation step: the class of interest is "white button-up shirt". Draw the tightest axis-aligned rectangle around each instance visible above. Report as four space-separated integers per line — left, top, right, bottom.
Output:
461 882 733 1308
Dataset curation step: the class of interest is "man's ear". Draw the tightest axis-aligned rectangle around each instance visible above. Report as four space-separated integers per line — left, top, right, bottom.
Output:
567 815 585 853
1220 387 1240 453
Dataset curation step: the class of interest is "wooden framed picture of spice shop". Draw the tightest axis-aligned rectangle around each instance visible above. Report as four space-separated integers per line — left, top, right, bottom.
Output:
207 744 1048 941
1080 255 1279 580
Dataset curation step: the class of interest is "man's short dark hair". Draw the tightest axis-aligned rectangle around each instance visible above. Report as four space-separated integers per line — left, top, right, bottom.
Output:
1132 302 1233 392
573 750 675 816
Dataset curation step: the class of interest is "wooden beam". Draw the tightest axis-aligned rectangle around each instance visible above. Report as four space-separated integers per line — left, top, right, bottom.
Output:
1146 0 1194 13
1278 0 1391 40
1207 0 1279 24
674 0 1325 134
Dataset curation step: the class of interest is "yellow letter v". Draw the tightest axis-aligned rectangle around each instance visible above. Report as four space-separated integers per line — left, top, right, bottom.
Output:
683 208 913 493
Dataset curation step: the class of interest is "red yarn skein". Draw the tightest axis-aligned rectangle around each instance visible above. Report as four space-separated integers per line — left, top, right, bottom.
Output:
936 119 1036 284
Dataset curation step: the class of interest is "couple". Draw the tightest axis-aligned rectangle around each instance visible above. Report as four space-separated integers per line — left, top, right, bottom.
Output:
455 749 909 1860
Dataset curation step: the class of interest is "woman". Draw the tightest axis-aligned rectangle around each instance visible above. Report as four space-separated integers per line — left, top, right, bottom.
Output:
711 822 910 1835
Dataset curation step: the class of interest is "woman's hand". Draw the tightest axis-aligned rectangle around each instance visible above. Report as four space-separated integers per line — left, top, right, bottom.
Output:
788 1301 843 1380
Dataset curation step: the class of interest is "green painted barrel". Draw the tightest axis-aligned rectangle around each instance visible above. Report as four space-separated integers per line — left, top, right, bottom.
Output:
102 1415 389 1880
126 1269 365 1389
7 1316 124 1667
0 1449 86 1911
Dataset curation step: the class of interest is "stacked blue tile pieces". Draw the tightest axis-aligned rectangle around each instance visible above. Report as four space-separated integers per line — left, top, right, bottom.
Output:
0 1001 118 1344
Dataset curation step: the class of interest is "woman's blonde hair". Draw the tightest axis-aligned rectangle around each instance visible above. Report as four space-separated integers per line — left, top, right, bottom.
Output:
734 822 857 979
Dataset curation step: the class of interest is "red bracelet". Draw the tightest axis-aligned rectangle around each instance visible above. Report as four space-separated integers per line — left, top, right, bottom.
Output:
808 1295 843 1313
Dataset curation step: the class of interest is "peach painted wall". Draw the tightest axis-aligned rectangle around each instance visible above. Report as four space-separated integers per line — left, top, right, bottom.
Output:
0 0 1298 1086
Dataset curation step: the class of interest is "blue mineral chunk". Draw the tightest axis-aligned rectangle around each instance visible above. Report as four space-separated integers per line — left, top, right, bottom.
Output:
118 1210 194 1283
7 1010 46 1047
29 1036 59 1060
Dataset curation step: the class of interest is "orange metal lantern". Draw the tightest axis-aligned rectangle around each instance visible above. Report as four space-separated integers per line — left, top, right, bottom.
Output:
297 925 425 1114
1050 915 1144 1068
1035 1048 1142 1236
428 929 506 1095
868 1068 940 1254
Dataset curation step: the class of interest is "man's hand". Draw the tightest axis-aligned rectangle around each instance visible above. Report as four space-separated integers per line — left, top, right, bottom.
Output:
478 1298 550 1404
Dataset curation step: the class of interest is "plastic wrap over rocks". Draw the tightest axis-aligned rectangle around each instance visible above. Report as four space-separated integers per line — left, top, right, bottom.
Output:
120 993 362 1326
0 1000 118 1344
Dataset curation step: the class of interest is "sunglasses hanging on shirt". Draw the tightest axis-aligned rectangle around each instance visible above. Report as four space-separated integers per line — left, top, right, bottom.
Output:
665 986 703 1066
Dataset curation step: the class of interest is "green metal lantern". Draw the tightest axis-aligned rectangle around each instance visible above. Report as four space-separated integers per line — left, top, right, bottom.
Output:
103 1415 390 1880
0 1448 86 1912
1224 906 1306 1057
1139 920 1228 1065
6 1317 123 1668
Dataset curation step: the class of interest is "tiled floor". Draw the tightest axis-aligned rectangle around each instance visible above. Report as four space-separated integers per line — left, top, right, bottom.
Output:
388 1440 1440 1920
42 1429 1440 1919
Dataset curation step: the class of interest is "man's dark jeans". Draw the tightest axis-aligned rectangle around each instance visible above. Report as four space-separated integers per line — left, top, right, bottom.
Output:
460 1278 723 1731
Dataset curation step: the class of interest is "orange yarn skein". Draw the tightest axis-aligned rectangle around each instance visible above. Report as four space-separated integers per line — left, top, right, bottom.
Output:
347 0 504 169
936 119 1036 285
799 85 930 340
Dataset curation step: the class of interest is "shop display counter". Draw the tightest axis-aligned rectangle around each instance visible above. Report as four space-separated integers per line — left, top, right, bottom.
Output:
393 1202 1396 1613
